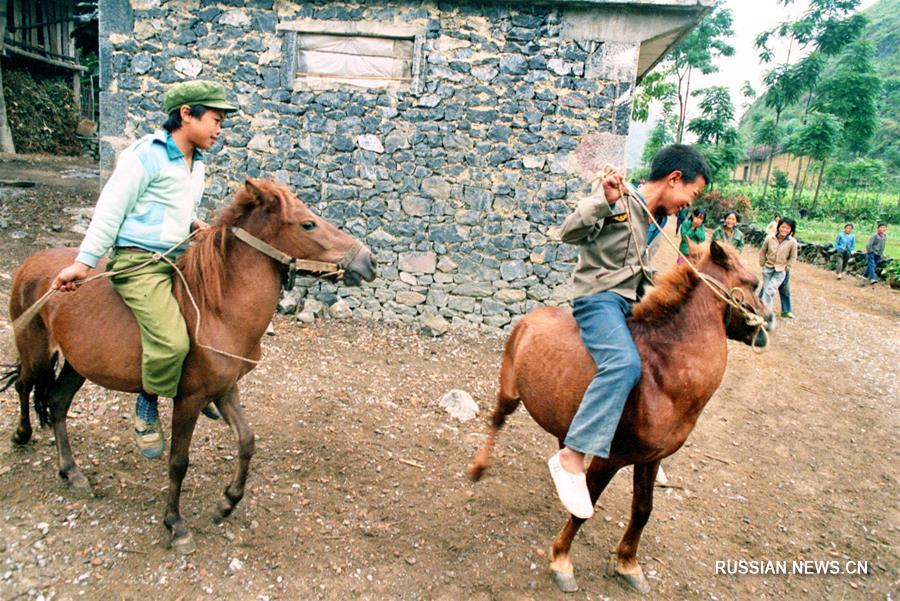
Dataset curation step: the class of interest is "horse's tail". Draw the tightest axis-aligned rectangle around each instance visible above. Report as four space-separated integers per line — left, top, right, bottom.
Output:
30 352 59 427
0 361 19 393
498 317 528 404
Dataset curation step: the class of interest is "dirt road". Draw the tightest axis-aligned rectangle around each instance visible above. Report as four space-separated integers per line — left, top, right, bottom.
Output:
0 155 897 600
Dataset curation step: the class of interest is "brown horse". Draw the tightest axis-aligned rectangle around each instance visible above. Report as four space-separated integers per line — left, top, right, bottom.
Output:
468 241 771 594
1 178 375 553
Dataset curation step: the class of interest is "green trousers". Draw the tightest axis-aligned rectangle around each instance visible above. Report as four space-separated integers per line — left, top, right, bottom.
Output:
108 250 190 398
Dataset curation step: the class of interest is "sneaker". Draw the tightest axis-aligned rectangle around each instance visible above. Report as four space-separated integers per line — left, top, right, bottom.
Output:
870 279 878 285
133 414 165 459
547 451 594 519
837 273 843 279
201 403 221 420
781 311 794 319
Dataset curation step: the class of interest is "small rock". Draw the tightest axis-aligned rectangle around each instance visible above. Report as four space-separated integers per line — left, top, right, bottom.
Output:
265 322 275 336
438 389 478 422
36 522 49 535
655 465 668 486
295 311 316 324
228 557 244 573
10 230 28 239
303 299 325 317
328 299 352 319
420 313 450 338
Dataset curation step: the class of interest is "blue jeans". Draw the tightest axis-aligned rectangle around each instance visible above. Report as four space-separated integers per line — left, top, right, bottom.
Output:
865 252 879 280
778 271 792 314
566 291 641 458
759 267 786 311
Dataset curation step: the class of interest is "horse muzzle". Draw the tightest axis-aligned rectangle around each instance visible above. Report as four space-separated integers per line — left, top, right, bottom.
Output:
342 245 376 287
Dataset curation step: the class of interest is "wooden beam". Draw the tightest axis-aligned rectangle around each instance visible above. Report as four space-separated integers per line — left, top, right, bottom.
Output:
3 43 87 71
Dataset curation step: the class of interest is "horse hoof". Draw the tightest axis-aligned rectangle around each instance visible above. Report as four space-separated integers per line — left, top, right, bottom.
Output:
172 532 196 555
615 570 651 594
11 428 32 445
67 473 94 497
550 570 578 593
467 462 486 482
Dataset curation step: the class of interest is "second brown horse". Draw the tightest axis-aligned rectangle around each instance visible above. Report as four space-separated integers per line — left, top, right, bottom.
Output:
469 241 771 594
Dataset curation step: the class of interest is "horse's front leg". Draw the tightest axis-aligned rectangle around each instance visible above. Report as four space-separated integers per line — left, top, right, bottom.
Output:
163 399 201 555
613 459 660 594
211 385 255 523
550 457 619 593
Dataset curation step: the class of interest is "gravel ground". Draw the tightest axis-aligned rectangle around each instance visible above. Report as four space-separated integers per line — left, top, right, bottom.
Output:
0 155 897 600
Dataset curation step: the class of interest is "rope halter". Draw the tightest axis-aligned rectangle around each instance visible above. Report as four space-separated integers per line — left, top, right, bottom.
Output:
230 227 363 291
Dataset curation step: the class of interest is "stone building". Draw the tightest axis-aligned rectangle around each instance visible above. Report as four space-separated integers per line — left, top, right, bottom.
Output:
99 0 712 331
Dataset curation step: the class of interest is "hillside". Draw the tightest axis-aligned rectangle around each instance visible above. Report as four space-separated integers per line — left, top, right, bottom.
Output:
737 0 898 169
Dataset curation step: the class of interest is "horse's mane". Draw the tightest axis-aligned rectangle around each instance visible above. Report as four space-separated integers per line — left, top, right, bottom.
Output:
630 260 701 326
174 184 271 314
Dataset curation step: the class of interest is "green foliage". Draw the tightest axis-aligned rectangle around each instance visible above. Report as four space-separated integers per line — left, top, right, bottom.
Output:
4 68 81 156
632 68 676 122
794 112 842 161
642 118 674 166
688 86 735 145
669 1 735 75
772 169 791 196
753 118 782 148
815 40 881 154
740 0 898 173
825 158 887 189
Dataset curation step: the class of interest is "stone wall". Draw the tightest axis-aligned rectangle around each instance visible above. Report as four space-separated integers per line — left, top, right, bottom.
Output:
99 0 644 332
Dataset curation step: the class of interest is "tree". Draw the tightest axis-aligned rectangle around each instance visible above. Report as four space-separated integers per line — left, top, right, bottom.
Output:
667 0 735 143
794 112 842 209
688 86 742 184
642 118 674 166
688 86 735 145
815 40 881 155
631 68 676 123
755 0 865 203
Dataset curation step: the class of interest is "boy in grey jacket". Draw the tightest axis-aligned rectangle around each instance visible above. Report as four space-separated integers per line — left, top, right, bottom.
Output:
548 145 711 519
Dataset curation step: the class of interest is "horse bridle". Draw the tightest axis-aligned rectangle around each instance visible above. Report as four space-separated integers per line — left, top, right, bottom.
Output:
230 226 363 291
699 273 768 336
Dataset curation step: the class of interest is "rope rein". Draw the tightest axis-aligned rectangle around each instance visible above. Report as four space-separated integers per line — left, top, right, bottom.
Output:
8 227 349 366
589 167 769 350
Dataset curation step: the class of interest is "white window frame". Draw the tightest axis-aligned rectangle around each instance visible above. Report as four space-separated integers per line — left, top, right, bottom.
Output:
278 19 425 94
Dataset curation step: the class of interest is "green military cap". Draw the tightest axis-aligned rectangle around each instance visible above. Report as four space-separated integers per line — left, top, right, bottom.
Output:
164 80 238 114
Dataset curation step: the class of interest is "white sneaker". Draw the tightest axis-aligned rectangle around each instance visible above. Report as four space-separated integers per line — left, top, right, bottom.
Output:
547 451 594 519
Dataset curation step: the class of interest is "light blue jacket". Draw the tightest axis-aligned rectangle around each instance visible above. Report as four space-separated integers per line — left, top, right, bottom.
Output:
76 131 204 267
834 232 855 253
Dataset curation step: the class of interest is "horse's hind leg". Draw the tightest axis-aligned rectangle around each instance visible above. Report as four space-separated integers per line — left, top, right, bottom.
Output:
612 460 660 594
47 362 89 493
468 349 520 481
11 378 34 445
211 386 254 524
549 457 619 593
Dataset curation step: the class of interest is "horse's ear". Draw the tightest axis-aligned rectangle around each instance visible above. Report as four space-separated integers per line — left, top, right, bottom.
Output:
710 240 730 267
686 239 703 261
244 178 263 205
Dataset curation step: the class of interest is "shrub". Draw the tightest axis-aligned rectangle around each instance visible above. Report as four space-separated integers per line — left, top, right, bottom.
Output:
696 190 752 224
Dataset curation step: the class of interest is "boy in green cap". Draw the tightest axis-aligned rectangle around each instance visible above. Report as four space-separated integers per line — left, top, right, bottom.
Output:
52 80 238 459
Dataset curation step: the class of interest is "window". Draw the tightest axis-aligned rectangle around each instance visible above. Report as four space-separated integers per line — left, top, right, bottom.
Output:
278 20 424 93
